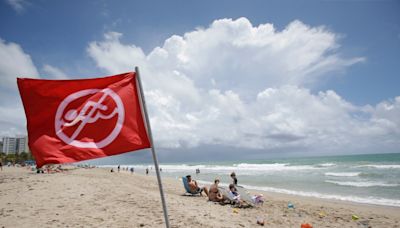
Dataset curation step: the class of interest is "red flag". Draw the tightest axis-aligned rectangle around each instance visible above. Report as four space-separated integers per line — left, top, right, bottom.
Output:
17 72 151 168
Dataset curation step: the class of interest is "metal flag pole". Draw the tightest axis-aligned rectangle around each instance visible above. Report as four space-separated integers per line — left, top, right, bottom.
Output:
135 66 170 228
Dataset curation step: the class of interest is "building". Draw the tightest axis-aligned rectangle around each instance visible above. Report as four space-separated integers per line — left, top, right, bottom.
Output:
2 137 16 154
2 136 29 155
16 135 29 153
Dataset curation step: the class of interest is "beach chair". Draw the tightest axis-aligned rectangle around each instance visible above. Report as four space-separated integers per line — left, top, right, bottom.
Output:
182 176 202 196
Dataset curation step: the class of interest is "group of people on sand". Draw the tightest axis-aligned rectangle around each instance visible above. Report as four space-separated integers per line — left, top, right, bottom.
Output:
186 172 262 207
110 166 164 175
208 172 237 201
110 165 135 174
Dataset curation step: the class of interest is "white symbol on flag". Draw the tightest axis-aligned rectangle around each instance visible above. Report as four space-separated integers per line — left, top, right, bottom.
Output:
55 88 125 148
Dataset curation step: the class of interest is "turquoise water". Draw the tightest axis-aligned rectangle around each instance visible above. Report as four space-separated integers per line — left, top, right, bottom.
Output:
103 153 400 207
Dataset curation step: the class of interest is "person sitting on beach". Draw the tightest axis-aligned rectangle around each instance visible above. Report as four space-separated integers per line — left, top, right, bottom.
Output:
56 165 63 172
208 178 225 202
230 172 238 185
186 175 209 197
228 184 252 208
228 184 240 200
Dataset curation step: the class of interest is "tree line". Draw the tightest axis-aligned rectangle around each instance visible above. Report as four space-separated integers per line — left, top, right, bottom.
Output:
0 152 34 164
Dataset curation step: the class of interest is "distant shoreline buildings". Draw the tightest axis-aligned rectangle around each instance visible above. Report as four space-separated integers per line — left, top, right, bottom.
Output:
0 135 30 155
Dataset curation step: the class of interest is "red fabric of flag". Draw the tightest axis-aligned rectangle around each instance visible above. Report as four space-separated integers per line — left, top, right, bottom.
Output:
17 72 151 168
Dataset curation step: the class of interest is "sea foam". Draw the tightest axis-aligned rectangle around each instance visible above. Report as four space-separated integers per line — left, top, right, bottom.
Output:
325 180 399 187
357 164 400 169
324 172 360 177
317 163 336 167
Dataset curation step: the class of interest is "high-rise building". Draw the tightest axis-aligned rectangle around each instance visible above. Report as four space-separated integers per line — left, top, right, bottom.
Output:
2 137 16 154
2 136 29 155
16 135 29 153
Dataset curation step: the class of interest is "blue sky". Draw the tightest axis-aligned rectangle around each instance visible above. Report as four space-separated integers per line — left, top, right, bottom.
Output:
0 0 399 161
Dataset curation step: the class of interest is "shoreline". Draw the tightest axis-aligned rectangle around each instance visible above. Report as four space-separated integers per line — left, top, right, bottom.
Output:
1 166 399 227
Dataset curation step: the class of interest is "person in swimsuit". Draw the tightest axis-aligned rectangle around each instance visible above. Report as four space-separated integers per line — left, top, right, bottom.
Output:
208 178 224 202
186 175 209 197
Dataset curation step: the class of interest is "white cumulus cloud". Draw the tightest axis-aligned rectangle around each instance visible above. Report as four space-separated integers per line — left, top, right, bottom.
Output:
42 64 68 79
0 38 40 136
0 38 39 92
86 18 398 154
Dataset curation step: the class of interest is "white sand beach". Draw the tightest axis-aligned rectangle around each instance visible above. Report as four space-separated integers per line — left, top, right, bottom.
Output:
1 166 399 228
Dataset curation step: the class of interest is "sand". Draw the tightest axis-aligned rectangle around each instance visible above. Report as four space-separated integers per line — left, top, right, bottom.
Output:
1 166 399 228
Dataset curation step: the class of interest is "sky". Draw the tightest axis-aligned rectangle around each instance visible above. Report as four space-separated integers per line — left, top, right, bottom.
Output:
0 0 399 163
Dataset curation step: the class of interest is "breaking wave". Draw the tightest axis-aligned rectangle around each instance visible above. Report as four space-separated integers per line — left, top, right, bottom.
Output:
324 172 360 177
325 180 399 187
357 165 400 169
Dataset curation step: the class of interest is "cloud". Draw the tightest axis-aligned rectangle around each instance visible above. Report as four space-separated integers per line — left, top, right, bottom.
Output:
5 0 29 13
88 19 365 99
0 38 39 96
42 64 68 79
0 38 39 137
0 39 68 138
87 17 399 154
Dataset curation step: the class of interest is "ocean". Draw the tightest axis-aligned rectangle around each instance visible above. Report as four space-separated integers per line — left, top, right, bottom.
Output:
101 153 400 207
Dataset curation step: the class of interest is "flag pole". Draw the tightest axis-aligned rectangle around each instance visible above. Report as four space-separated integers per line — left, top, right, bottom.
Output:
135 66 170 228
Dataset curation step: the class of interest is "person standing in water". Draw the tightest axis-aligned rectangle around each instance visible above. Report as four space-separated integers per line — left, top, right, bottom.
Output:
230 172 238 185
